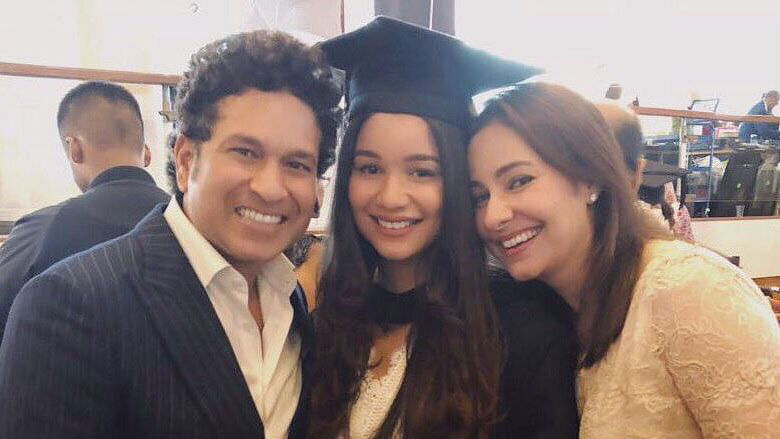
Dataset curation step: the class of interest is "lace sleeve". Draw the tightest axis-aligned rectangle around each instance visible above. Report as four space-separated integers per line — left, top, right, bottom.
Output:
649 251 780 437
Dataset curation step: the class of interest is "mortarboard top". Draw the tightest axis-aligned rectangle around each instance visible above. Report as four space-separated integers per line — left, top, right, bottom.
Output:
642 159 689 188
318 16 542 126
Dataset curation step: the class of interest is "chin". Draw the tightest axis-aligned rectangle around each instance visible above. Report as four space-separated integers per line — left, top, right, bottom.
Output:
504 263 541 283
373 244 422 264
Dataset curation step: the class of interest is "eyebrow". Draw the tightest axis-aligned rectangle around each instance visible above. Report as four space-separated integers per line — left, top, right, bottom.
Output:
223 135 316 161
354 149 380 159
494 161 533 179
405 154 439 164
221 134 263 149
354 150 439 164
286 149 317 163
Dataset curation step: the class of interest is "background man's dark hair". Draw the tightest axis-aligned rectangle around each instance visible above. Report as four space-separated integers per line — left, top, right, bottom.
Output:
56 81 144 143
167 30 342 202
595 103 644 173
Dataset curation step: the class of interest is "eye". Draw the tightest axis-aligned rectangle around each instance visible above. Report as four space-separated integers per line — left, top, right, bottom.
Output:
231 147 257 158
355 163 381 175
286 160 313 174
508 175 534 190
409 167 439 179
472 191 489 209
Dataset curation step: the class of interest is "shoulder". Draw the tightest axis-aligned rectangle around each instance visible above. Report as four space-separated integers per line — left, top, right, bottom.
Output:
8 203 62 236
42 231 144 289
638 239 770 324
0 204 63 264
748 102 766 115
641 239 754 291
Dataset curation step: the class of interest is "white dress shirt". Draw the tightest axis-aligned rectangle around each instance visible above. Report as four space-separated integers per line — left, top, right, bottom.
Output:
164 198 301 439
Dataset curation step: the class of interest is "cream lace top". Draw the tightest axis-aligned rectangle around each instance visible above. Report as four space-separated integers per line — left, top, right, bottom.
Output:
577 240 780 438
345 346 407 439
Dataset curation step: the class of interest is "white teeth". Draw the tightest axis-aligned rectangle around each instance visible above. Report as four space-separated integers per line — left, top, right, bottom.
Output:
502 228 541 249
237 207 282 224
377 219 414 230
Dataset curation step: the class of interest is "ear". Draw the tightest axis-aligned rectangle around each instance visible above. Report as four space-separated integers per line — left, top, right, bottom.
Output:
65 136 85 164
143 144 152 167
174 135 196 195
585 183 601 205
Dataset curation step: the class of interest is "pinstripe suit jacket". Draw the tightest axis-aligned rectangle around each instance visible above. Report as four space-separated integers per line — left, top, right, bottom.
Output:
0 205 314 439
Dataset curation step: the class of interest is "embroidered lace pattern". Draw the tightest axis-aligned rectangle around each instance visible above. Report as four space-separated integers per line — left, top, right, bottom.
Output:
346 346 407 439
578 240 780 438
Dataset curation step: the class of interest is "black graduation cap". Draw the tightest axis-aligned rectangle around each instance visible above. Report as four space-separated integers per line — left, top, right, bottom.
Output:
642 159 689 188
318 16 543 126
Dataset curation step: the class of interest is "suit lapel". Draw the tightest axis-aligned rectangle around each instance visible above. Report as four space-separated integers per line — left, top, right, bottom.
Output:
288 283 315 439
130 207 263 438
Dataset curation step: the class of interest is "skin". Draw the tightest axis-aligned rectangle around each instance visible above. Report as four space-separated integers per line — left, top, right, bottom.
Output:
349 113 444 293
173 89 321 312
764 93 779 113
347 112 444 377
469 121 597 309
62 98 151 192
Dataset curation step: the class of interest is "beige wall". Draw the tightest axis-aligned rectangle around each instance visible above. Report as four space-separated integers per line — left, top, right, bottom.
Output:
693 218 780 278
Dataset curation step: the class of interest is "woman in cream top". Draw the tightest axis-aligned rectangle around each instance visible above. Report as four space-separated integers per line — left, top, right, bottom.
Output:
578 239 780 437
468 82 780 438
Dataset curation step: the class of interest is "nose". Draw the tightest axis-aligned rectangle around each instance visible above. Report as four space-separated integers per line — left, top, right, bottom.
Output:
482 193 513 232
375 172 409 210
249 162 289 203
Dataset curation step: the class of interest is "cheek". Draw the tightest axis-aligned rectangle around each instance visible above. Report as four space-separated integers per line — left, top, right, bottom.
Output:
474 211 489 239
289 179 317 211
426 185 444 219
348 177 371 211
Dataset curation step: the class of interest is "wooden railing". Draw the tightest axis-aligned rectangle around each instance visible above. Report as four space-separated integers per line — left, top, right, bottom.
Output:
0 62 180 86
630 105 780 124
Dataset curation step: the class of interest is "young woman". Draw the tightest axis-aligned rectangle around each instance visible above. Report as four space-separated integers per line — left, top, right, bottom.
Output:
308 17 576 438
468 82 780 437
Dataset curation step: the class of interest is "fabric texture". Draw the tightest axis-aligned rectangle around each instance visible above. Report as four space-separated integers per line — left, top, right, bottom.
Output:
490 274 580 438
577 239 780 438
346 346 408 439
738 101 780 140
0 166 169 342
163 198 302 438
0 205 314 439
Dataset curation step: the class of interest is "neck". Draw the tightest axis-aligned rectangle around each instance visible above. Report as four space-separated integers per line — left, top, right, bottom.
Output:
84 155 145 187
229 259 264 292
379 257 422 294
542 236 592 312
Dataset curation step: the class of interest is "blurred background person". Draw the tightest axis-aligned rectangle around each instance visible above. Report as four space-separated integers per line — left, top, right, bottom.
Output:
739 90 780 141
0 81 169 342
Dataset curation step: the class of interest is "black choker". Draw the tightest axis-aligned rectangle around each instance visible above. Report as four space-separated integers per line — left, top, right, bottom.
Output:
368 284 424 325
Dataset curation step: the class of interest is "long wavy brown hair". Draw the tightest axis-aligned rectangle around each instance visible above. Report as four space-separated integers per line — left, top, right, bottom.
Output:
473 83 670 367
309 113 503 438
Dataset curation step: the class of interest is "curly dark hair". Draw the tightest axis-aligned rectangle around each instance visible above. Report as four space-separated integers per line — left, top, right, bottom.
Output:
167 30 342 201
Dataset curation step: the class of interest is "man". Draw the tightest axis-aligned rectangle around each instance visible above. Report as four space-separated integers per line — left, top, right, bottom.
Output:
596 103 692 239
0 81 169 341
598 104 780 323
0 30 341 439
738 90 780 141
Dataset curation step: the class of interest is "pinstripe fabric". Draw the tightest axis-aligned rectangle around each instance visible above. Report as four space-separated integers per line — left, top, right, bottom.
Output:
0 205 314 439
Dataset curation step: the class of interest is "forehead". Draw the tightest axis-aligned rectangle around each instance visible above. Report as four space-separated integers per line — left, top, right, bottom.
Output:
211 89 320 151
470 122 540 165
355 112 439 158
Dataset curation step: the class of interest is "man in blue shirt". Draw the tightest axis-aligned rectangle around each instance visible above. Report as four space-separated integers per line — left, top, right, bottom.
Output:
738 90 779 141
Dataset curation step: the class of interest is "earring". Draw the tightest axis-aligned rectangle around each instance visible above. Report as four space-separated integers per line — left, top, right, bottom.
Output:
589 192 599 204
